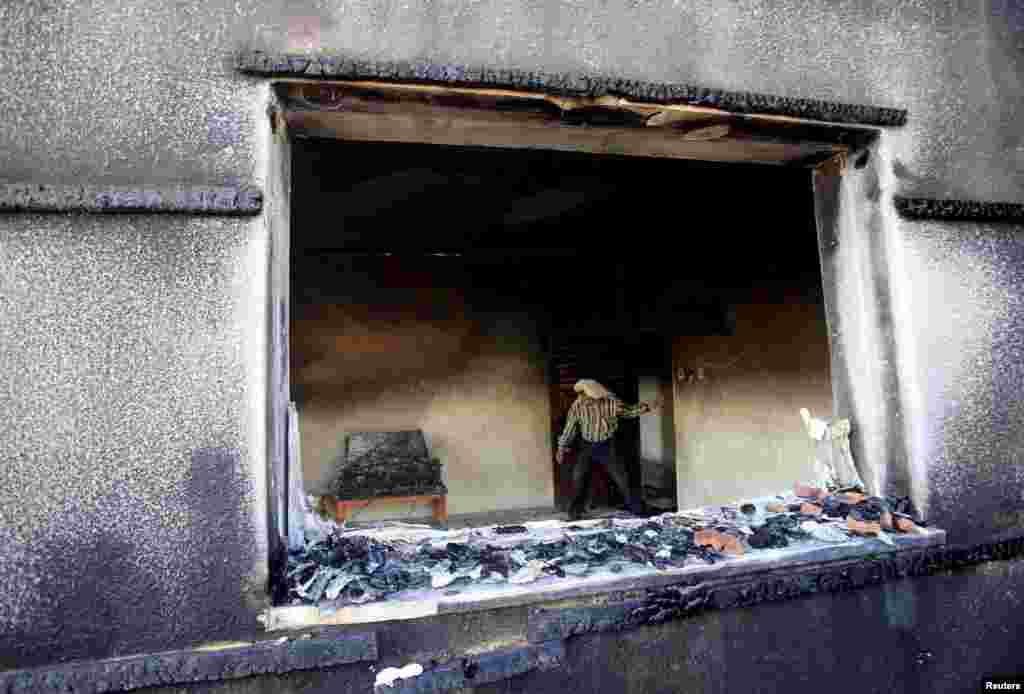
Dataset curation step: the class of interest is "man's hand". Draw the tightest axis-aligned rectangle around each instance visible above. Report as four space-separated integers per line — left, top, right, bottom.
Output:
555 448 567 465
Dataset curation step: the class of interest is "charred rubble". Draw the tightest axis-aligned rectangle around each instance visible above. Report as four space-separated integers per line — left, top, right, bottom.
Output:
285 484 926 607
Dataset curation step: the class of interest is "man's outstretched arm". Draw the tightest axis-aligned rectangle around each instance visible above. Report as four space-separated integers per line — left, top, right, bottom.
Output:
616 398 663 420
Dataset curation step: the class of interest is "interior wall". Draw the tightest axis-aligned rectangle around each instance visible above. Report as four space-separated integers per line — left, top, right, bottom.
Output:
638 372 676 495
673 289 832 509
291 255 554 519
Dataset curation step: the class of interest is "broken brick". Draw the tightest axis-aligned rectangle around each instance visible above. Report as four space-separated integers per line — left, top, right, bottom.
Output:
800 503 823 516
839 492 866 505
694 529 745 556
846 517 882 536
895 516 920 533
766 503 786 513
694 529 718 547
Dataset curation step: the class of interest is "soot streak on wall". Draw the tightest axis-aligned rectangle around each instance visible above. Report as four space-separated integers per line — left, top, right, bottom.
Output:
0 215 270 667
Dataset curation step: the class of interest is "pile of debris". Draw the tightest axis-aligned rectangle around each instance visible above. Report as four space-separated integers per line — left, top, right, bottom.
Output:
287 521 721 605
285 483 926 607
778 483 924 543
332 431 446 501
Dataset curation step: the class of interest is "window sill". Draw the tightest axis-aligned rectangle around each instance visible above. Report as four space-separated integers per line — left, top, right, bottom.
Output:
262 524 945 632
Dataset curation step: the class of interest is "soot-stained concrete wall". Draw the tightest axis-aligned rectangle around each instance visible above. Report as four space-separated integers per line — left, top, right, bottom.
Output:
672 292 833 509
2 0 280 664
895 218 1024 542
0 214 270 668
472 556 1024 694
3 0 1024 674
291 254 554 518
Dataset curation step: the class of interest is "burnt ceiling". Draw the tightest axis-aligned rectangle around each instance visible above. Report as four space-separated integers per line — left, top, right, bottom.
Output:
292 138 818 267
291 138 824 339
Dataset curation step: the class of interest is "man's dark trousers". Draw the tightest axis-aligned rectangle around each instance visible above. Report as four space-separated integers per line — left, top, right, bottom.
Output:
569 438 644 516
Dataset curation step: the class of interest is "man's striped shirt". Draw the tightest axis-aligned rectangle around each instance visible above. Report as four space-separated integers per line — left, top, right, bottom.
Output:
557 397 653 450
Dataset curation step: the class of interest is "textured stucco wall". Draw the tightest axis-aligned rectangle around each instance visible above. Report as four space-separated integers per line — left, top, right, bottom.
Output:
895 217 1024 542
2 0 1023 671
1 1 280 666
0 214 270 668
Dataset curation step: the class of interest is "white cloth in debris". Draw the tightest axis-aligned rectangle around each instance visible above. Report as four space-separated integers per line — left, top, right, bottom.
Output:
574 379 616 400
509 560 547 584
800 408 866 490
375 663 424 688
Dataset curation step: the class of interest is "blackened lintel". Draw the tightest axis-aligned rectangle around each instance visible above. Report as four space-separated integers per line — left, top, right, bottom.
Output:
236 50 908 128
0 184 263 216
894 196 1024 224
0 632 377 694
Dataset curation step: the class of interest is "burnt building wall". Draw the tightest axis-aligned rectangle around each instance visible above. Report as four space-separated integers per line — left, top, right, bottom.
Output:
0 214 270 668
1 0 1022 676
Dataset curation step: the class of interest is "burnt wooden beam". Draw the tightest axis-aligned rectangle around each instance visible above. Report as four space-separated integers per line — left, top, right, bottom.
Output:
0 184 263 215
283 108 841 167
894 196 1024 224
273 80 879 166
238 51 907 128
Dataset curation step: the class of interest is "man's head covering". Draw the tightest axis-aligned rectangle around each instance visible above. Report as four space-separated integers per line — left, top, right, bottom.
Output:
574 379 615 399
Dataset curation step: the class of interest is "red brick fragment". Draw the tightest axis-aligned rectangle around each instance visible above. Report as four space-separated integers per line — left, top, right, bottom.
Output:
846 517 882 536
694 529 745 556
800 502 823 516
895 517 920 533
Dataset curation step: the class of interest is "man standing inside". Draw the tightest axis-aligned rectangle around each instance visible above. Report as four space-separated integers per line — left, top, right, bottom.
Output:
556 379 662 520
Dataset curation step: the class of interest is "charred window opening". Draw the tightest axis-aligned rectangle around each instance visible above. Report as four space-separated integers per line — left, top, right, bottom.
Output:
264 83 944 624
289 138 826 525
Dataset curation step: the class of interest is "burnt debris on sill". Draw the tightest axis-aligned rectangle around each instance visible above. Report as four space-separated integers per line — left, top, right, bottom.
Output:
283 482 934 612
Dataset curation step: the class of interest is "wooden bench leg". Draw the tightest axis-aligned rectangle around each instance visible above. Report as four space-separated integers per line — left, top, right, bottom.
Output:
336 500 371 523
432 496 448 524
